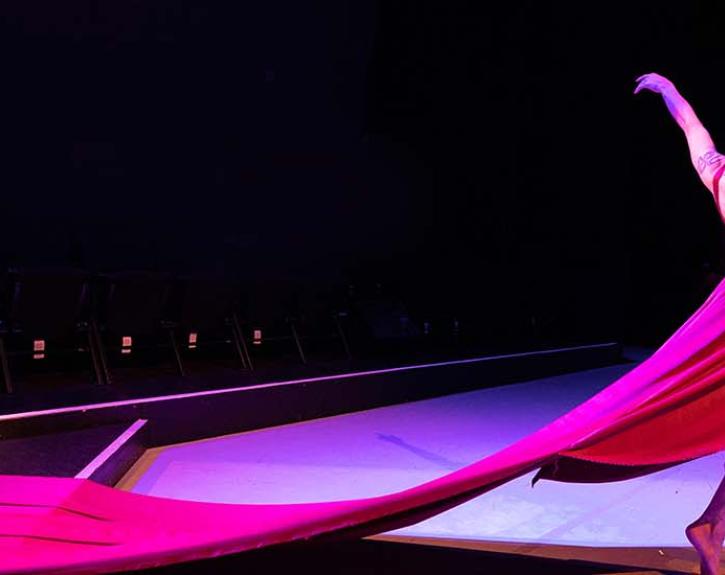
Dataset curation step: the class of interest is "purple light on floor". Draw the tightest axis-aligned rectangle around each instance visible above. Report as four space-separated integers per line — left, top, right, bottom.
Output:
121 362 723 548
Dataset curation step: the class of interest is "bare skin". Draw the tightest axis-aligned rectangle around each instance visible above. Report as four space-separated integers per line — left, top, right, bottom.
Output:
635 72 724 575
634 72 725 220
686 472 725 575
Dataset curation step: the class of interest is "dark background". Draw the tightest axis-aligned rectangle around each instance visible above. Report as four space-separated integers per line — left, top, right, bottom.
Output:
1 1 724 346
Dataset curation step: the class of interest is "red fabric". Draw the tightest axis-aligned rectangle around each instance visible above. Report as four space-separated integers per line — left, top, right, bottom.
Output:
1 278 724 574
713 162 725 216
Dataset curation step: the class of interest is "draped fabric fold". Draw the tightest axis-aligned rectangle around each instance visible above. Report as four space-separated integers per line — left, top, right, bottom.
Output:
2 278 724 574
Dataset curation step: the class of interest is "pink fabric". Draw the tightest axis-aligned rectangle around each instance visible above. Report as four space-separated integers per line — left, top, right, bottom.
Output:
2 278 724 574
713 162 725 216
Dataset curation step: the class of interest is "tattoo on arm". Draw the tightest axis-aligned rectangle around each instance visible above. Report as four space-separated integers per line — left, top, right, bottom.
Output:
697 150 725 174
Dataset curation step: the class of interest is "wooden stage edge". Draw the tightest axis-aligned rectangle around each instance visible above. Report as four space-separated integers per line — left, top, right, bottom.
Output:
370 533 710 574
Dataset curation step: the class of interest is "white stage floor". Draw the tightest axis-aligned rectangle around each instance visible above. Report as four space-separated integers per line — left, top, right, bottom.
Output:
121 362 724 549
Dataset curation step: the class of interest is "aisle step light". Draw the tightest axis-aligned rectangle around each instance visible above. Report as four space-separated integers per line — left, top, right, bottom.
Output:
188 332 198 350
122 336 133 355
253 329 262 346
33 339 45 360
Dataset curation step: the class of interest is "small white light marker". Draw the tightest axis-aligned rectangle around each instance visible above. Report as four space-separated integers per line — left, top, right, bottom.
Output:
33 339 46 360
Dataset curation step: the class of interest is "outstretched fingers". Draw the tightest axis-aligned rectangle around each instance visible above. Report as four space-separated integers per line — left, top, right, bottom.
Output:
634 77 651 94
634 72 674 95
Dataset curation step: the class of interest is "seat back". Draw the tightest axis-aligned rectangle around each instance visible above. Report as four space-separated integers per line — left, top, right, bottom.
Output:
8 267 90 342
99 271 171 340
176 276 238 337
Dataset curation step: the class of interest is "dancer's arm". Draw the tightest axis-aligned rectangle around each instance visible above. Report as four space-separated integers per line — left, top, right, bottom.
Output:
635 73 725 214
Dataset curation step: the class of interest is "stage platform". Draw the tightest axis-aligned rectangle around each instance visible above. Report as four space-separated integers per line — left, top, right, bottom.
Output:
116 360 721 574
3 342 717 574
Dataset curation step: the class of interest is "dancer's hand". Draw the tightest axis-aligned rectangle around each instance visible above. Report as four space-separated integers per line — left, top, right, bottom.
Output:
634 73 676 95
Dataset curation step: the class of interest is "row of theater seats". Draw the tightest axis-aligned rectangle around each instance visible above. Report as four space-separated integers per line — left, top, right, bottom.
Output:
0 268 355 393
